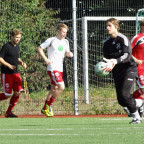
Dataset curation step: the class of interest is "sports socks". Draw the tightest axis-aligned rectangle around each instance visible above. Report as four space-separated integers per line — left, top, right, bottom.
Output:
132 89 144 99
0 93 9 101
135 99 143 108
131 110 141 120
43 96 56 110
5 94 20 115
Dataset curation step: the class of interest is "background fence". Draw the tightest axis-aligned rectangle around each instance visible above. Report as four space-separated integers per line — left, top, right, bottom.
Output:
0 0 144 116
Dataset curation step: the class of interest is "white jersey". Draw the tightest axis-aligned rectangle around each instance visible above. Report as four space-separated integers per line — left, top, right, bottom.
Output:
40 36 70 72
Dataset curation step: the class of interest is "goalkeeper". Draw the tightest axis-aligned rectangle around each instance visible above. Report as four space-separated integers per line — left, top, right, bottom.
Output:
102 18 142 124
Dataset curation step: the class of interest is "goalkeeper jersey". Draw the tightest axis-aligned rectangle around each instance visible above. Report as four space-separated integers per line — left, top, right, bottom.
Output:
103 33 137 80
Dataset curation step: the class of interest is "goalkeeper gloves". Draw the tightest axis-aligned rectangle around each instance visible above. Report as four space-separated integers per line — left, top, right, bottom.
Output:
103 58 117 72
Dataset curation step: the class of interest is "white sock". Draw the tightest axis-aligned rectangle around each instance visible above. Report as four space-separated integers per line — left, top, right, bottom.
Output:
135 99 143 108
131 110 141 120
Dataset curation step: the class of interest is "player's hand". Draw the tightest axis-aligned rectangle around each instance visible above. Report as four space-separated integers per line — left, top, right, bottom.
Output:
69 52 73 57
109 59 117 67
136 59 143 65
103 57 111 63
21 62 27 69
65 52 73 57
103 58 117 72
45 59 52 65
104 62 113 72
8 65 16 70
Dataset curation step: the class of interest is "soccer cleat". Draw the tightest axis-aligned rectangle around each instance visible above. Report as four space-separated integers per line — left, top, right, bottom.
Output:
47 105 54 117
5 112 18 118
41 104 54 117
41 109 51 117
129 119 142 124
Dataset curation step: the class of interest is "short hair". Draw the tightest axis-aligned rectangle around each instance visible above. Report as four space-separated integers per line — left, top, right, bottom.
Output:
140 19 144 27
11 29 22 36
56 23 69 31
106 18 120 31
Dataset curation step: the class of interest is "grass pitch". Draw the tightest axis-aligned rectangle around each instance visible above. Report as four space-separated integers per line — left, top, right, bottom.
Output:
0 117 143 144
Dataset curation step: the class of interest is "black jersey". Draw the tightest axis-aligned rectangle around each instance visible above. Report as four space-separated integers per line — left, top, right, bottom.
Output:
103 33 137 79
0 42 20 74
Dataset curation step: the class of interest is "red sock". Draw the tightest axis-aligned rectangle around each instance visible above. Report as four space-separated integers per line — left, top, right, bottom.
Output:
6 94 20 115
132 89 143 99
43 96 56 110
49 96 56 105
43 100 50 110
0 93 9 101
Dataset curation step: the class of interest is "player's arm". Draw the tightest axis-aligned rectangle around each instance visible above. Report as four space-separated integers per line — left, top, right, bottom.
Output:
0 57 16 70
37 46 51 65
64 39 73 58
18 58 27 68
132 55 143 65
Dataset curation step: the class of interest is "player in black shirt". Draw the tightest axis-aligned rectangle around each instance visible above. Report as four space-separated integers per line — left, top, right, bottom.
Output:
102 18 142 124
0 29 27 118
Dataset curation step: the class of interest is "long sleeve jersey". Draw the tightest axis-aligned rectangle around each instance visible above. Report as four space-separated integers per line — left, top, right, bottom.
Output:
103 33 137 80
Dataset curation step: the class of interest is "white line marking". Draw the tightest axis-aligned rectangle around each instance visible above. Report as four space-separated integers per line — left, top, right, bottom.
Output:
0 127 144 131
0 132 144 136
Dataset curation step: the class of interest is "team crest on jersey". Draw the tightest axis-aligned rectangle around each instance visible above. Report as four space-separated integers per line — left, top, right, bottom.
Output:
58 45 63 51
5 83 9 88
116 43 121 49
55 72 60 77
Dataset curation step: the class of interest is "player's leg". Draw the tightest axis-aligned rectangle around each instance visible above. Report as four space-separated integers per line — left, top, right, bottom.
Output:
41 71 65 117
41 84 57 116
0 74 11 101
5 73 23 118
48 71 65 106
5 91 20 118
133 73 144 117
115 75 141 124
43 83 65 116
123 107 131 117
0 74 14 117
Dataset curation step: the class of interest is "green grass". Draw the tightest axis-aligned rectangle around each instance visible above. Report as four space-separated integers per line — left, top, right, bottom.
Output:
0 117 143 144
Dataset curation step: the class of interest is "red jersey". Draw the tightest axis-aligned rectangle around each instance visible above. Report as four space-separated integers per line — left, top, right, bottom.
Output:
131 33 144 70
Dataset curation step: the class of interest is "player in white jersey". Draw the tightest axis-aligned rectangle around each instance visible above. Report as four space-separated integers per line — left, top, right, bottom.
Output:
37 23 73 117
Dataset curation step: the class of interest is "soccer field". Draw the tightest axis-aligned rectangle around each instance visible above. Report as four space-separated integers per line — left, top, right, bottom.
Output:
0 117 143 144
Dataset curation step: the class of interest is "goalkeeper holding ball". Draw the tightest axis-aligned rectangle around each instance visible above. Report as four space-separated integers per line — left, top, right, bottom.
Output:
102 18 142 124
37 23 73 117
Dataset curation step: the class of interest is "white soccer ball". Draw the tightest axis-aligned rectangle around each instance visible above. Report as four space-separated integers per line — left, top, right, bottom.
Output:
95 61 109 77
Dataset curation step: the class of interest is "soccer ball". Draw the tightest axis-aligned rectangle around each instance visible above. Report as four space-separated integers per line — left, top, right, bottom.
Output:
95 61 109 77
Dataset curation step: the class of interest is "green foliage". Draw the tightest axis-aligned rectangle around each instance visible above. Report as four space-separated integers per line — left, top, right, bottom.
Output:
0 0 60 92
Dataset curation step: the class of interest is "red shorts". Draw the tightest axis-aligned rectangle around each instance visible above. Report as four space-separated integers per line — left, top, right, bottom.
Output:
47 71 64 85
137 69 144 88
1 73 23 96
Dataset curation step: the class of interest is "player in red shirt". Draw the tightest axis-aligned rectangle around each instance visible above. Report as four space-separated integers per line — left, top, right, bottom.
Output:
0 29 27 118
130 19 144 117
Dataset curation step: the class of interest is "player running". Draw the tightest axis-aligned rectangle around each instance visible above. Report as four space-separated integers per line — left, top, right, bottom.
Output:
130 19 144 117
0 29 27 118
37 23 73 117
103 18 142 124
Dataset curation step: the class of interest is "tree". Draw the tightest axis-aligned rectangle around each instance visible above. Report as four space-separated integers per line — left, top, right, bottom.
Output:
0 0 60 92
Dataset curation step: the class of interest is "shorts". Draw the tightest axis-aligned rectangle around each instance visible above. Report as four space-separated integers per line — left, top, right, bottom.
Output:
137 69 144 88
1 73 23 96
47 71 64 85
